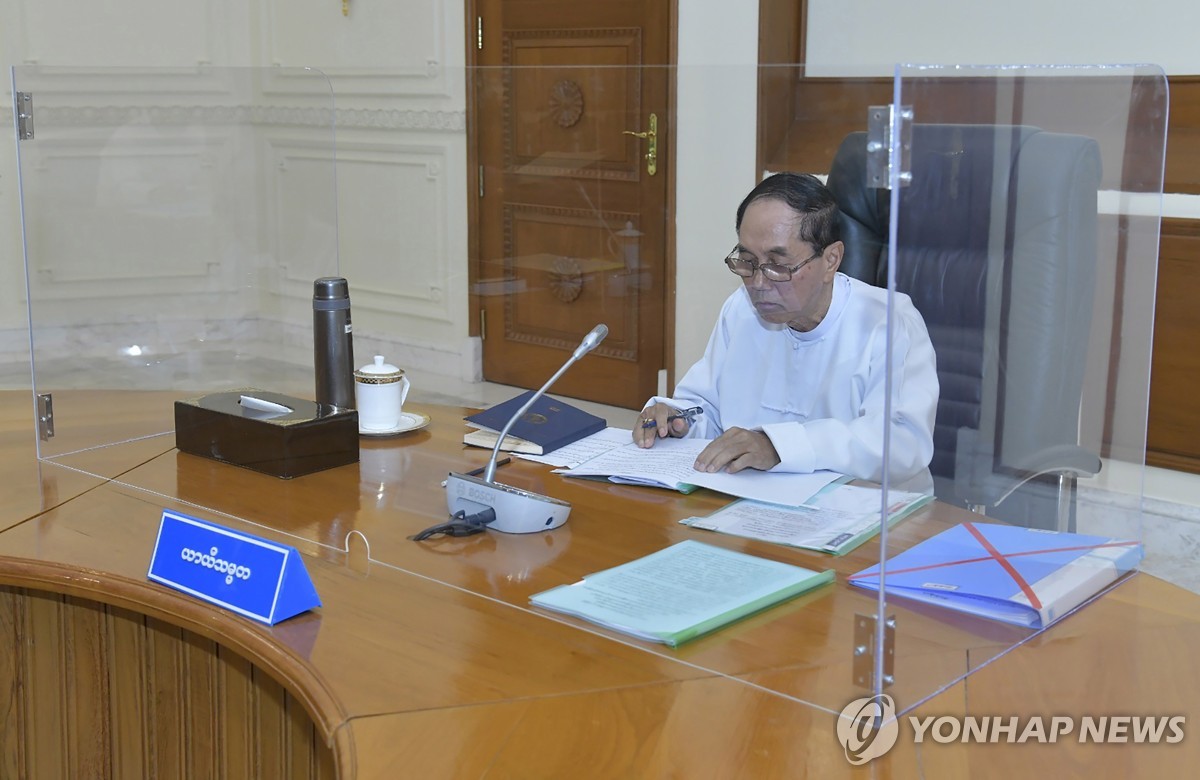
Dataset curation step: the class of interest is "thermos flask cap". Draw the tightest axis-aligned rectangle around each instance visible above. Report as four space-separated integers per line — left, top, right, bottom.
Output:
313 277 350 309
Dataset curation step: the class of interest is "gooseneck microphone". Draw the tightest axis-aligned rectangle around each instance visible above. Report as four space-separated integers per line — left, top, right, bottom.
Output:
482 323 608 482
444 323 609 534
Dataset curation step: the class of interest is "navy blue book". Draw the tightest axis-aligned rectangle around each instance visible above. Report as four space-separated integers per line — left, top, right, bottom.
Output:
463 391 607 455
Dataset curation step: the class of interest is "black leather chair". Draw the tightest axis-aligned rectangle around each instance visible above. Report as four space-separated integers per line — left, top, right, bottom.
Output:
827 124 1103 530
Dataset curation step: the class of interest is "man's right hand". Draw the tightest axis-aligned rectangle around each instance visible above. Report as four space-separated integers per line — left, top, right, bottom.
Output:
633 404 690 447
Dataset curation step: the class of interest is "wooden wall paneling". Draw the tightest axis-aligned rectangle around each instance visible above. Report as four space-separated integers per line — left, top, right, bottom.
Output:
1147 218 1200 472
1122 73 1173 194
756 0 803 177
0 587 27 780
219 649 257 777
317 722 338 779
1165 77 1200 195
108 605 150 779
0 586 336 777
288 693 321 779
64 596 111 779
183 632 219 777
147 616 186 780
763 77 1188 195
764 77 890 174
27 589 67 779
257 667 291 776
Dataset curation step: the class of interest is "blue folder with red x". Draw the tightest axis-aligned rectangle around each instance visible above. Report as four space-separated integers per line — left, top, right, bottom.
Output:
848 522 1143 628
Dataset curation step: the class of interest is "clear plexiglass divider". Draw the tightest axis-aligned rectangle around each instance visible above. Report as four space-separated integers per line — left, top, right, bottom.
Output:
14 65 340 475
874 63 1166 716
13 63 1166 728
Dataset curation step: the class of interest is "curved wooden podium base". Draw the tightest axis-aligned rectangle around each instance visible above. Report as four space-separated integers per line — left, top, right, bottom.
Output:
0 584 336 779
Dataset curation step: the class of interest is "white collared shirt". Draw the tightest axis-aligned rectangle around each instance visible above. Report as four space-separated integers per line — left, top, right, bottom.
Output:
648 273 938 485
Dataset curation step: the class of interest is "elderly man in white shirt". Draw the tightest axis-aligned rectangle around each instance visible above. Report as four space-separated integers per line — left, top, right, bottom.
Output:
635 172 939 487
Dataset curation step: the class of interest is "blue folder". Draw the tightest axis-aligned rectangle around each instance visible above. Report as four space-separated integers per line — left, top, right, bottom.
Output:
848 522 1142 628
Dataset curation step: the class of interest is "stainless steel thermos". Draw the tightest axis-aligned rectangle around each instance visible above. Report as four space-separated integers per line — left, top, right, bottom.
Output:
312 277 355 409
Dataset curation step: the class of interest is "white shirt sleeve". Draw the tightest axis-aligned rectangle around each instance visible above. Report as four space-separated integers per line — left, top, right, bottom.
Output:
644 290 739 441
645 278 939 484
760 305 938 482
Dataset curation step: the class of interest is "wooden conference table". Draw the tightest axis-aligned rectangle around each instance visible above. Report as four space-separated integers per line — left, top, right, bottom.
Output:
1 390 1198 778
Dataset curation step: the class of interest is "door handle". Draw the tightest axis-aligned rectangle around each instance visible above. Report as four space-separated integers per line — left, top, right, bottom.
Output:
622 113 658 176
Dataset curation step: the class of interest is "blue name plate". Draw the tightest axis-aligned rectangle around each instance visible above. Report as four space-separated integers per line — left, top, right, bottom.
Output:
147 509 321 625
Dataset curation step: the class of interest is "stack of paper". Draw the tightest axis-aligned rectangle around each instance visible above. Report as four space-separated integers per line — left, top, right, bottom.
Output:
517 427 631 469
560 437 840 505
681 483 932 556
530 540 834 647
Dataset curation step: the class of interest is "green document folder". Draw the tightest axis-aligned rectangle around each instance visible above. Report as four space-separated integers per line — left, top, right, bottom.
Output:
529 539 834 647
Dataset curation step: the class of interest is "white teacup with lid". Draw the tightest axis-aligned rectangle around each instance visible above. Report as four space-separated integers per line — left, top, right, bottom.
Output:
353 355 411 431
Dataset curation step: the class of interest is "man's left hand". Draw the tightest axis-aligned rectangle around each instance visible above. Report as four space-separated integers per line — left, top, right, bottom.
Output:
693 428 781 473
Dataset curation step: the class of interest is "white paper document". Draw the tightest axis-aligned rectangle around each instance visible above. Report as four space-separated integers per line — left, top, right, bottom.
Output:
681 484 932 554
517 427 631 468
529 539 834 646
559 437 842 506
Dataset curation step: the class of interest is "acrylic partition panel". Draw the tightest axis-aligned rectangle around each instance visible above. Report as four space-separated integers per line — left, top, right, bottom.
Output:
14 66 340 476
876 65 1167 707
274 63 1011 719
10 62 906 719
12 61 1167 730
341 63 915 714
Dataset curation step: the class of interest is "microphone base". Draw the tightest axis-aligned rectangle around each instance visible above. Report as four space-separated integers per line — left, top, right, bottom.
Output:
444 472 571 534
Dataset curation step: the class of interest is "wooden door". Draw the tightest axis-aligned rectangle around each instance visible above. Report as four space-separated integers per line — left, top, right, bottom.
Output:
468 0 672 409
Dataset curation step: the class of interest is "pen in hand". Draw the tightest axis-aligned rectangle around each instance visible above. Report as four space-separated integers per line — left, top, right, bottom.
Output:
641 406 703 429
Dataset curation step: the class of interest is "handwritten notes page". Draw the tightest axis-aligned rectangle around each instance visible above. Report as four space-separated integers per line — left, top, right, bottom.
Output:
559 437 841 506
529 539 834 646
517 427 631 468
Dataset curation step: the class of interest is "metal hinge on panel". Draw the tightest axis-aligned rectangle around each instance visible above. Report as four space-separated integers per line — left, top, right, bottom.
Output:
478 165 484 198
852 613 895 691
477 17 483 50
37 393 54 440
866 104 912 189
479 309 486 341
15 92 34 140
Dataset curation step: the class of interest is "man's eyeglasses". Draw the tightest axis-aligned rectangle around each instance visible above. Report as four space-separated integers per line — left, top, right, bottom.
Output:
724 246 822 282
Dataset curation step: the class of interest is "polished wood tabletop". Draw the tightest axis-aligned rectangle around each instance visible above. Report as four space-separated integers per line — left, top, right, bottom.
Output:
2 389 1198 778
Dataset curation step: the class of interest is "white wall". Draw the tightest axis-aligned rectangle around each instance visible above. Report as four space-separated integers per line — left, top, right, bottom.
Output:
2 0 1196 386
0 0 473 386
807 0 1200 75
2 1 263 366
672 2 759 378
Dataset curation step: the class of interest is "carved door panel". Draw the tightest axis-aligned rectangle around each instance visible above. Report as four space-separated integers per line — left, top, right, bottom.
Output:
470 0 671 409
